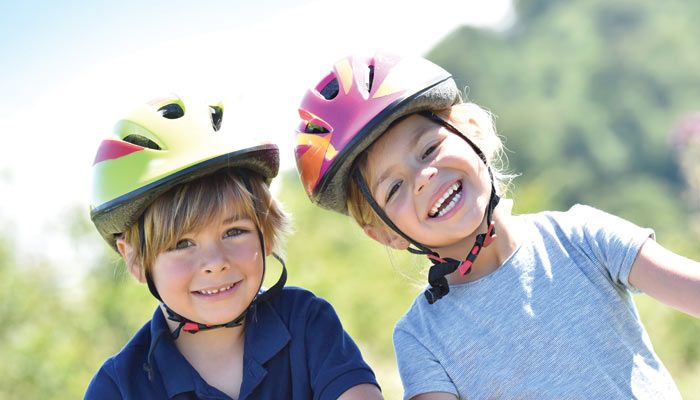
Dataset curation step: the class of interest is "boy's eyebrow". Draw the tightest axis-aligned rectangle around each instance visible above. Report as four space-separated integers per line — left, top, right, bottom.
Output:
222 214 246 224
371 126 426 194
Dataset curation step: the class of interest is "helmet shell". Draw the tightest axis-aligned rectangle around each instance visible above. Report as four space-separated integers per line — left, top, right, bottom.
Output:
91 95 279 249
295 53 460 214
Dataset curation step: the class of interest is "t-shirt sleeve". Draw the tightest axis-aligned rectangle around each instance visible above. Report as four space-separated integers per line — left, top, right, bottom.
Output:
568 204 655 292
394 325 458 400
84 362 122 400
304 296 379 400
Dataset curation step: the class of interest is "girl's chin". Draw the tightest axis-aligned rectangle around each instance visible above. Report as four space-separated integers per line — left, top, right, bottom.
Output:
425 235 478 254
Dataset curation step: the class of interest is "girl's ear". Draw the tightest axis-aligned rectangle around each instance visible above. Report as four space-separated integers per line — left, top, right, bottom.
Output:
116 238 147 283
362 225 410 250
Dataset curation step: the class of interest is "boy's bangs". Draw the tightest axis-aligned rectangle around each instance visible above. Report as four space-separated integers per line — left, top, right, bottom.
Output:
151 171 258 253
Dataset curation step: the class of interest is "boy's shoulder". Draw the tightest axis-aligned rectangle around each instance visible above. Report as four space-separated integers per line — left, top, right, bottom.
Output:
251 285 353 344
101 317 153 371
261 286 335 321
85 317 155 396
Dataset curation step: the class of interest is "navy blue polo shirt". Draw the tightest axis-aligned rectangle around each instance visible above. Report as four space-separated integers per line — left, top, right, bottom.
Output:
85 286 379 399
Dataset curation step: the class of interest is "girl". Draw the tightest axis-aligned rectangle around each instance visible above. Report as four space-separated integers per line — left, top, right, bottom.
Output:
293 54 700 399
85 95 383 399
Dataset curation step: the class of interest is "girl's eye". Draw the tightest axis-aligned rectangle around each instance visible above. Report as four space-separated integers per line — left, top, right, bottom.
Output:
173 239 194 251
386 181 402 203
421 144 438 160
225 228 248 238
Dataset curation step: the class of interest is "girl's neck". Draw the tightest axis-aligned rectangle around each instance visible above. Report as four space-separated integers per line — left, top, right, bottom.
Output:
439 199 522 284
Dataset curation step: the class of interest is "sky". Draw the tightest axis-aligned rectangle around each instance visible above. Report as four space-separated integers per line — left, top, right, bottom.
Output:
0 0 513 285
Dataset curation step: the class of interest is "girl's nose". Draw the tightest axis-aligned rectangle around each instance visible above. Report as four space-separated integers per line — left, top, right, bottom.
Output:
414 166 437 194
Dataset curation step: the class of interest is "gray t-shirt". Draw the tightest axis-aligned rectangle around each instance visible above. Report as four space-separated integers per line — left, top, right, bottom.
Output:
394 205 680 399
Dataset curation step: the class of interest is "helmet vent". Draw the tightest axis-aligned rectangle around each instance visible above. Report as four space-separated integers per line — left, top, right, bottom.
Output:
158 103 185 119
209 106 223 131
304 122 329 134
123 135 162 150
366 65 375 92
319 78 339 100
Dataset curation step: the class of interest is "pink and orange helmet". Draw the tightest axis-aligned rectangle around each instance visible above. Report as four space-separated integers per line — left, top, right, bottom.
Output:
294 53 461 214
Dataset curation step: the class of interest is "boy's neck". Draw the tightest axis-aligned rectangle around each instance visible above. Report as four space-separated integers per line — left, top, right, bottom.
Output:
440 199 521 285
164 311 246 397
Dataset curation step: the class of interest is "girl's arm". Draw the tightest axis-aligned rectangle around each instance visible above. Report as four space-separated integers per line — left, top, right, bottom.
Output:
629 238 700 317
337 383 383 399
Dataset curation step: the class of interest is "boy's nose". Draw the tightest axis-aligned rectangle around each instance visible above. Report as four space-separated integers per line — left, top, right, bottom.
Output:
204 263 230 274
201 246 231 273
414 166 437 194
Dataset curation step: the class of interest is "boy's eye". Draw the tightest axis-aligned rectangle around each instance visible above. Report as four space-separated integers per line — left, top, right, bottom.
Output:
173 239 194 250
225 228 248 238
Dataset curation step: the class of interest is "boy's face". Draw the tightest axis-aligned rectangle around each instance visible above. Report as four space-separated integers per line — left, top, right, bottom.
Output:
366 114 492 250
151 211 263 326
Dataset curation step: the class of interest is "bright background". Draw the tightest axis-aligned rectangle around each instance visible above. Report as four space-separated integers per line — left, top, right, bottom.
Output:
2 1 700 399
0 0 512 287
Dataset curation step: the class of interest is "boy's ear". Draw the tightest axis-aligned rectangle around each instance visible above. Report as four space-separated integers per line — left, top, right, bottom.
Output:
116 238 147 283
362 225 410 250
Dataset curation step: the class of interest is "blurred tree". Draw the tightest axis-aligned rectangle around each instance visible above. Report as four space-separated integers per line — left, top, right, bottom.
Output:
670 112 700 237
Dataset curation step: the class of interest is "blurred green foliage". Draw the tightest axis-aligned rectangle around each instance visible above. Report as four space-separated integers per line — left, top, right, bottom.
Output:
2 0 700 398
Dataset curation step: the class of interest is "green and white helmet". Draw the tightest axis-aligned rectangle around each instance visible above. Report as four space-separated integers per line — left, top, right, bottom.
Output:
90 95 279 249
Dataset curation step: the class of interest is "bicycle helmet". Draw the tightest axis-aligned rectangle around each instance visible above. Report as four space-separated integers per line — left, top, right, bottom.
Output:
91 94 278 250
90 95 287 348
295 53 460 214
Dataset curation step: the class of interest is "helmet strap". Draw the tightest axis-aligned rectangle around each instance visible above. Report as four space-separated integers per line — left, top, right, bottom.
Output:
351 111 500 304
163 251 287 339
139 171 287 340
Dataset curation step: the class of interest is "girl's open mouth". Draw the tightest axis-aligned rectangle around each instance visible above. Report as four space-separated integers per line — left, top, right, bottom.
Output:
429 182 463 218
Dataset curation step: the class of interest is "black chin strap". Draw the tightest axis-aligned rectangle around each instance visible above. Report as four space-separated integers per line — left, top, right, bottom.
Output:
352 111 500 305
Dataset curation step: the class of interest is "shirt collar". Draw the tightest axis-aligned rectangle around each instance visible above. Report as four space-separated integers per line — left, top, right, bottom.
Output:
238 301 291 398
146 300 291 399
148 307 197 398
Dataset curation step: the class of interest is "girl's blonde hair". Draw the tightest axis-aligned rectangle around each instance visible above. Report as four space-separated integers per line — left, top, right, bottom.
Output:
346 102 511 230
121 168 289 275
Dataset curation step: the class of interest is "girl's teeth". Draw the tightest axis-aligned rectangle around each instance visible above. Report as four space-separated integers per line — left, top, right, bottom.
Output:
437 192 461 216
430 183 461 217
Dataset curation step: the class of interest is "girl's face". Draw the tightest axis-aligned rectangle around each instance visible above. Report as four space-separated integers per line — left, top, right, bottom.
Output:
151 212 263 326
366 113 492 249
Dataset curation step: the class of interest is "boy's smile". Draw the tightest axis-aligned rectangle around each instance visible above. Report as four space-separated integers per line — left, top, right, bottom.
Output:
192 281 239 298
367 113 492 251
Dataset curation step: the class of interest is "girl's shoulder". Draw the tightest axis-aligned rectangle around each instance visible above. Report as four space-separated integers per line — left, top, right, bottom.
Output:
517 204 617 236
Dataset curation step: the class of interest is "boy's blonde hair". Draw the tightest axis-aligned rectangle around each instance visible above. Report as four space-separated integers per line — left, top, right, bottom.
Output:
347 102 510 230
121 168 289 275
